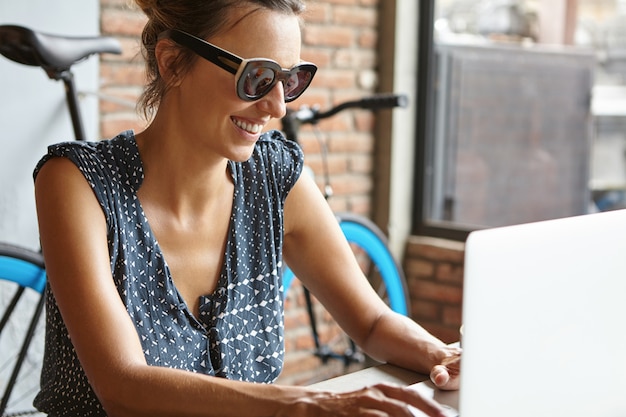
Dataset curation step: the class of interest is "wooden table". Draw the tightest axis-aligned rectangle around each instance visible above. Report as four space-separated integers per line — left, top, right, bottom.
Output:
309 363 429 391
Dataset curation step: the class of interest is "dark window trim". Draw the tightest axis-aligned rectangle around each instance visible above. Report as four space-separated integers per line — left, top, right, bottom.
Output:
412 0 471 242
412 0 472 242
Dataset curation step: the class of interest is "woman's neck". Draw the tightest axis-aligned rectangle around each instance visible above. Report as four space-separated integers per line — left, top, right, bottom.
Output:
134 122 233 222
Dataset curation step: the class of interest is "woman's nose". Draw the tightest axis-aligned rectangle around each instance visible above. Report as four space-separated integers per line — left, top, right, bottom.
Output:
256 82 287 119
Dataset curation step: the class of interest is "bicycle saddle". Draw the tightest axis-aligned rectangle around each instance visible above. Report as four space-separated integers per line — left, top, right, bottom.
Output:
0 24 121 78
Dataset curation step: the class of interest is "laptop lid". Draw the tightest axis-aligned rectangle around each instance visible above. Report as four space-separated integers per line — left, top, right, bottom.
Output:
459 209 626 417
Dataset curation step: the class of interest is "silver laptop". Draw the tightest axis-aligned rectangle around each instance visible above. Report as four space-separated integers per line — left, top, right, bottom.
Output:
412 209 626 417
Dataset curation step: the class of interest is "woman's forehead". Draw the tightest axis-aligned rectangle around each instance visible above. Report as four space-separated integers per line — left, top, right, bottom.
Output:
209 7 302 66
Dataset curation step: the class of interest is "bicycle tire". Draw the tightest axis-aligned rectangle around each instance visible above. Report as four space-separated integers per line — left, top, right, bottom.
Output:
283 213 409 315
0 243 46 417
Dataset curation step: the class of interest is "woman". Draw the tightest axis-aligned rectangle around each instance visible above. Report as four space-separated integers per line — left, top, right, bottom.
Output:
33 1 461 416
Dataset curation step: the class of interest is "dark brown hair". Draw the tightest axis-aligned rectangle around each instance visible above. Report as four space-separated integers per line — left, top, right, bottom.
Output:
134 0 306 120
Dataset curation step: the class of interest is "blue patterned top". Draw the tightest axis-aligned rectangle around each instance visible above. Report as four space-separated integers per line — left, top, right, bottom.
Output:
32 130 303 416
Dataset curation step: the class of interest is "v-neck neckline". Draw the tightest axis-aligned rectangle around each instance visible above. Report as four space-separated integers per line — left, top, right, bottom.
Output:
125 132 238 327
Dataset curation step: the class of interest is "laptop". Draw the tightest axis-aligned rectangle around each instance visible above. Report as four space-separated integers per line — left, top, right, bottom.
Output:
411 209 626 417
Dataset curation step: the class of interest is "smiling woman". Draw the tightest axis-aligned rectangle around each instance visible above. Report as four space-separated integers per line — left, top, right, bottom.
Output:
32 1 461 416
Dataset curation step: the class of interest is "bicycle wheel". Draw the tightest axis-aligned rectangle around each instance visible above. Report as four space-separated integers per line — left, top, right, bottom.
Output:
282 213 410 370
0 243 46 417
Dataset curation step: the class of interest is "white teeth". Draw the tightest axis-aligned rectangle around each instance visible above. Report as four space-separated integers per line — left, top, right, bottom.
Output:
233 118 263 134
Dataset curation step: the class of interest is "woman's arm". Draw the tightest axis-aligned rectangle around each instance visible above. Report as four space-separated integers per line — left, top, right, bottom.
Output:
283 173 461 389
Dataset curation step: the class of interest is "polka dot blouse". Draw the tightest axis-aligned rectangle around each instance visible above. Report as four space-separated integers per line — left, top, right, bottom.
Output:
32 130 303 416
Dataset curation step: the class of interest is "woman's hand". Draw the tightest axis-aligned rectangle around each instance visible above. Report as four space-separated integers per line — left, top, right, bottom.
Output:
277 383 451 417
430 349 461 391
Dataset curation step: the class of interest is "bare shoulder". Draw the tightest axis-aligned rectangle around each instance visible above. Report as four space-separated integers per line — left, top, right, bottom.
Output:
35 154 82 182
34 155 92 200
35 155 104 238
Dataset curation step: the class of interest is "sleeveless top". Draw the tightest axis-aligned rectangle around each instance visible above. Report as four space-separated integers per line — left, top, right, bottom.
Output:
32 130 304 416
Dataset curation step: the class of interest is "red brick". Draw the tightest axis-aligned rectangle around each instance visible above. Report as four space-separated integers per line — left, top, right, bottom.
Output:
305 154 350 176
100 62 145 86
442 305 463 327
349 153 373 174
346 195 371 215
435 262 464 285
311 69 356 89
334 49 361 68
303 2 331 23
405 236 466 263
314 116 353 134
420 322 462 345
294 332 317 350
101 8 146 37
333 6 378 27
359 28 378 49
284 309 310 329
328 132 373 153
354 111 375 132
301 47 332 68
287 89 330 111
411 280 463 305
404 258 435 278
296 135 322 155
304 24 355 48
334 48 376 69
411 299 441 321
328 175 372 196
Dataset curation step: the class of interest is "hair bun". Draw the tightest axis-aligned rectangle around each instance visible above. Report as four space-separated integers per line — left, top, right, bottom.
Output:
134 0 156 18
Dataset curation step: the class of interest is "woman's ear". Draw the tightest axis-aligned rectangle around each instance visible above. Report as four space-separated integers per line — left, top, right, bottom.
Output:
155 39 182 87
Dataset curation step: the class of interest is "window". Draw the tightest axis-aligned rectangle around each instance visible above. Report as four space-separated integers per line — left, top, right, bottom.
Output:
413 0 626 240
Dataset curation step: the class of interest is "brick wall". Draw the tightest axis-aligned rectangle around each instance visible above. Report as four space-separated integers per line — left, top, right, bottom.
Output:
403 237 465 344
100 0 148 137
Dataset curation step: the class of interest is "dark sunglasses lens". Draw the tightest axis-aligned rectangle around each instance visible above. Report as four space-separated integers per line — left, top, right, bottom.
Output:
242 66 277 98
283 68 314 102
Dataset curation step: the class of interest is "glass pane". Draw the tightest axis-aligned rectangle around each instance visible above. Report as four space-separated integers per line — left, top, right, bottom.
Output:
424 0 626 230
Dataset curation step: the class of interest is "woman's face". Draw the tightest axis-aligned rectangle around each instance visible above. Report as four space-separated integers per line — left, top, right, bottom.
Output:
170 7 304 162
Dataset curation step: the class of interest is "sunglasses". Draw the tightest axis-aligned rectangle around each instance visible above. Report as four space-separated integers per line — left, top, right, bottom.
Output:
159 29 317 103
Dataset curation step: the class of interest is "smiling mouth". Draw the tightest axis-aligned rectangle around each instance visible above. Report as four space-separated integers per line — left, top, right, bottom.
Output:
232 117 264 134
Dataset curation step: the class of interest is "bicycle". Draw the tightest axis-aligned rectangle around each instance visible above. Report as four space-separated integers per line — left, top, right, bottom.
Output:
280 94 411 368
0 24 121 417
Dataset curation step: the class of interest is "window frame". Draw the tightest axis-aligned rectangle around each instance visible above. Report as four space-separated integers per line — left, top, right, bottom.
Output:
412 0 472 242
